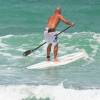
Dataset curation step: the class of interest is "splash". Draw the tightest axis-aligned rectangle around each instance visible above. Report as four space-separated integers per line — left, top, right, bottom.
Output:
0 84 100 100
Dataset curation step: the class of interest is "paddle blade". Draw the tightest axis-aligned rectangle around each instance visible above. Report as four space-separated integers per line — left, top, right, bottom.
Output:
23 50 32 56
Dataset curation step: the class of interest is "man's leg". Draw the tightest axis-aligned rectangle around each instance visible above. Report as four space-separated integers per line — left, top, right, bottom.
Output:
54 43 58 62
47 43 52 61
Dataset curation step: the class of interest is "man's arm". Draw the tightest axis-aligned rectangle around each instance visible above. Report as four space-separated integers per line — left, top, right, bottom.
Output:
59 15 74 26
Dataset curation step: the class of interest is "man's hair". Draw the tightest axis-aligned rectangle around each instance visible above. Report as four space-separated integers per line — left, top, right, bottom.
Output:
54 7 61 14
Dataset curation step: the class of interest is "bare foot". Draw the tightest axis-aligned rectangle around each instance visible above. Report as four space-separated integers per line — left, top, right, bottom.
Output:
54 58 59 62
47 58 50 62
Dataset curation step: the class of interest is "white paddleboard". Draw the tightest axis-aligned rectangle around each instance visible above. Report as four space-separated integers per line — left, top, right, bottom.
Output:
27 50 87 69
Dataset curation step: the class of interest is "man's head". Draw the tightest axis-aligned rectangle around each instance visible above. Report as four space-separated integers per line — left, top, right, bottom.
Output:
54 7 61 14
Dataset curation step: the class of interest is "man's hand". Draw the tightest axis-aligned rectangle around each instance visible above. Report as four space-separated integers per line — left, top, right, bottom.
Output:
70 23 75 27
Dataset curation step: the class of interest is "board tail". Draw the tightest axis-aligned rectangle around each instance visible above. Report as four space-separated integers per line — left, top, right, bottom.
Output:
80 49 89 60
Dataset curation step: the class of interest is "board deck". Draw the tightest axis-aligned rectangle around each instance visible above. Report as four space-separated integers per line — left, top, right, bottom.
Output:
27 50 87 69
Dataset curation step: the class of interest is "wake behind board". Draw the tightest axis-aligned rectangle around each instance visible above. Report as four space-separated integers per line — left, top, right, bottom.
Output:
27 50 87 69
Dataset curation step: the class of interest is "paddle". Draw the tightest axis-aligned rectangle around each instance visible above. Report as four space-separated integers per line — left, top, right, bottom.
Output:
23 26 71 56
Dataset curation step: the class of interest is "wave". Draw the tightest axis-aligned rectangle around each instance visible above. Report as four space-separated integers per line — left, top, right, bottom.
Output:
0 84 100 100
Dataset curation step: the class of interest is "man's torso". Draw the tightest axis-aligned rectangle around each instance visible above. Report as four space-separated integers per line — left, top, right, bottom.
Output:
47 14 60 30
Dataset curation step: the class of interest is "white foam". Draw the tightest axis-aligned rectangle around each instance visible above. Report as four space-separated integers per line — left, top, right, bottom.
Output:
90 44 98 57
0 85 31 100
0 35 13 48
0 84 100 100
0 35 13 39
0 39 8 48
0 52 12 57
93 34 100 44
17 48 25 52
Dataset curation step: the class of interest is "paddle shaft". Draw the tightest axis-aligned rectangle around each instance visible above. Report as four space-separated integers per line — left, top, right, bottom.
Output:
32 41 46 52
34 26 71 50
56 26 71 36
23 26 71 56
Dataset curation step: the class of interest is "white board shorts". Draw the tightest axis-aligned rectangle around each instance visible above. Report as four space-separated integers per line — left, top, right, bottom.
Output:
44 27 58 46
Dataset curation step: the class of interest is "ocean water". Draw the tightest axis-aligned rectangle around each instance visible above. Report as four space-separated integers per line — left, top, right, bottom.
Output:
0 0 100 100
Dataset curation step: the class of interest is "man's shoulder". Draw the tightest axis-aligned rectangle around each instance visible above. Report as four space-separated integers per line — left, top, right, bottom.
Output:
49 14 63 19
57 14 64 19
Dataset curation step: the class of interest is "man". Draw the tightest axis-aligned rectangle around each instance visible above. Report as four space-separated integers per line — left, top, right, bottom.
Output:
44 7 74 62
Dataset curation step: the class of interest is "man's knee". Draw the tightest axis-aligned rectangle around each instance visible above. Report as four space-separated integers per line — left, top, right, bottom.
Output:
47 43 52 51
54 44 58 51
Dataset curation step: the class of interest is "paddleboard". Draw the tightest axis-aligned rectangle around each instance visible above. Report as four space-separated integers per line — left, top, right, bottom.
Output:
27 50 87 69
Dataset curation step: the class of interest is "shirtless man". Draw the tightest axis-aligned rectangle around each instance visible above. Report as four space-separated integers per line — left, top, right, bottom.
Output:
44 7 74 62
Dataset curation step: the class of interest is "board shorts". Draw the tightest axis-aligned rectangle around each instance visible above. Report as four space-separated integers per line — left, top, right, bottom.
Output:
44 27 58 46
